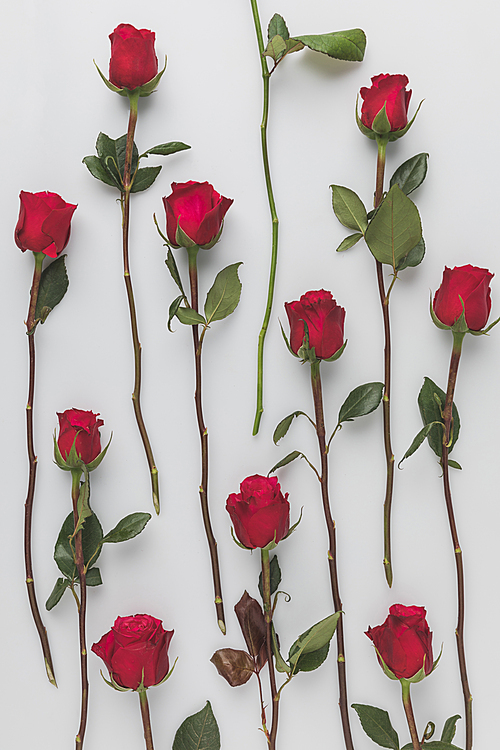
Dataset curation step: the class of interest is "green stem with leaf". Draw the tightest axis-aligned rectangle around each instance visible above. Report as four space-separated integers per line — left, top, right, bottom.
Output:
261 548 279 750
250 0 279 436
24 250 57 686
310 361 354 750
401 681 421 750
138 689 155 750
121 90 160 514
71 469 89 749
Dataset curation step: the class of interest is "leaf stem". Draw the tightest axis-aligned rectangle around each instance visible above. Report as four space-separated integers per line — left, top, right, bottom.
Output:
138 689 155 750
401 681 421 750
261 548 279 750
250 0 279 436
187 246 226 634
71 469 89 750
121 90 160 514
310 361 354 750
24 250 57 686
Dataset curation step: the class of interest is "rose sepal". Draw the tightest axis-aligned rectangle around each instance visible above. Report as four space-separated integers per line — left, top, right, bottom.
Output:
100 669 133 692
151 656 178 687
53 432 111 472
283 507 303 540
371 104 392 136
230 526 254 551
387 99 424 142
355 96 377 140
429 293 452 330
85 434 112 472
297 321 320 364
94 56 167 98
94 61 124 93
279 320 299 358
175 222 197 249
470 314 500 336
323 339 348 362
199 222 225 250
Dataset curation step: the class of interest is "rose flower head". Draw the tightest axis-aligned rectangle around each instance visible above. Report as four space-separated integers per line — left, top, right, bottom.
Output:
357 75 419 141
366 604 433 682
15 191 77 257
226 475 290 549
92 614 173 690
163 181 233 249
285 290 345 361
109 24 158 90
432 264 493 332
56 409 104 467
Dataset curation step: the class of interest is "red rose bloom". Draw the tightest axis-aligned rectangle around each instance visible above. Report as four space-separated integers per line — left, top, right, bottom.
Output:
92 614 173 690
15 191 77 258
285 290 345 360
433 264 493 331
109 24 158 90
366 604 433 680
57 409 104 465
226 475 290 549
360 74 412 131
162 181 233 249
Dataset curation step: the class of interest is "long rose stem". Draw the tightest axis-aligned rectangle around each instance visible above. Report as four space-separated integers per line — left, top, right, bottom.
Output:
441 331 472 750
187 246 226 634
401 681 421 750
121 90 160 514
24 250 57 686
261 548 279 750
138 689 155 750
310 361 354 750
250 0 279 436
71 470 89 749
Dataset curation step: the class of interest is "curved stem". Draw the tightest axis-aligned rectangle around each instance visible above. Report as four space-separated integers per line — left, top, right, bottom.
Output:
121 91 160 514
250 0 279 435
24 251 57 686
71 470 89 749
187 247 226 634
138 689 155 750
401 681 421 750
261 548 279 750
441 332 472 750
310 361 354 750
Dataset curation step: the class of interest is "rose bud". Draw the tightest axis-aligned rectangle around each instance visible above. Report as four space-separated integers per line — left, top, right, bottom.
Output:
92 614 173 690
109 24 158 90
285 290 345 361
366 604 433 681
162 181 233 249
360 74 412 133
57 409 104 465
226 475 290 549
15 191 77 257
432 264 493 332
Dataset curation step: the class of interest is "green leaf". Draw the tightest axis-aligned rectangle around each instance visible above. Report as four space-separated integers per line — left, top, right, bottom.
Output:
168 295 184 332
176 306 206 326
418 377 460 457
95 132 124 187
396 236 426 272
441 716 461 744
83 155 121 188
141 142 190 157
264 35 287 61
45 578 70 610
448 459 462 470
390 153 429 196
399 421 444 466
102 513 151 544
268 450 303 474
271 624 291 674
34 255 69 323
273 411 311 444
331 185 368 233
293 642 330 673
86 567 103 586
258 555 282 599
204 263 243 323
54 512 104 580
365 184 422 269
352 704 400 750
172 701 220 750
295 28 366 62
165 248 186 296
288 613 340 666
418 743 462 750
338 382 384 423
336 233 363 252
268 13 289 41
130 166 162 193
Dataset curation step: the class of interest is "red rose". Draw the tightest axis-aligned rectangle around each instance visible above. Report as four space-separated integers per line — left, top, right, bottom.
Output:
109 24 158 90
226 475 290 549
57 409 104 465
92 614 173 690
15 191 77 258
162 181 233 249
433 264 493 331
366 604 433 680
360 74 412 131
285 290 345 360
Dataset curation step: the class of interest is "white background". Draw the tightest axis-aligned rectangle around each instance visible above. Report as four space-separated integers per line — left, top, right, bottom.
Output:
1 1 498 748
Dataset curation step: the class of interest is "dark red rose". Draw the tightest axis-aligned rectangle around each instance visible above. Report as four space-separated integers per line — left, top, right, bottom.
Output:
226 475 290 549
366 604 433 680
15 191 77 257
57 409 104 465
109 24 158 90
92 614 173 690
433 265 493 331
285 290 345 359
162 181 233 249
360 74 412 131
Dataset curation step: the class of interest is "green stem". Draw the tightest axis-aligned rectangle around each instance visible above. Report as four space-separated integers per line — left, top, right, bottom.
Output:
401 681 421 750
121 90 160 514
310 361 355 750
138 689 155 750
441 332 472 750
187 246 226 634
250 0 279 436
261 548 279 750
71 469 89 750
24 251 57 687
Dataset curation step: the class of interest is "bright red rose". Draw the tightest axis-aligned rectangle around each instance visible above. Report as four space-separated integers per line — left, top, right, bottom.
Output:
57 409 104 465
366 604 433 680
433 264 493 331
92 614 173 690
109 24 158 90
360 74 412 131
226 475 290 549
285 290 345 360
15 191 77 258
162 181 233 249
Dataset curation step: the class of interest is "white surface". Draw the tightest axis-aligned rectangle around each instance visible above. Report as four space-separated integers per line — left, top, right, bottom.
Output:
1 1 498 748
